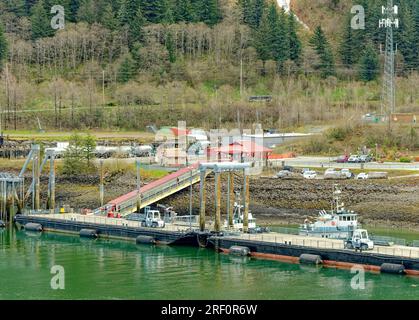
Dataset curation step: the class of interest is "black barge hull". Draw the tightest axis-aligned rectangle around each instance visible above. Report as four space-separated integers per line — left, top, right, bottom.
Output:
15 215 203 246
209 237 419 275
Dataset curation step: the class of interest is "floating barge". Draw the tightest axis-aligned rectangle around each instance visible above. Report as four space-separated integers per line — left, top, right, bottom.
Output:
208 233 419 276
14 212 419 276
15 214 207 247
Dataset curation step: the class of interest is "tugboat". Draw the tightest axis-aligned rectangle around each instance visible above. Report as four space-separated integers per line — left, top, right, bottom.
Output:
299 185 359 239
224 194 267 233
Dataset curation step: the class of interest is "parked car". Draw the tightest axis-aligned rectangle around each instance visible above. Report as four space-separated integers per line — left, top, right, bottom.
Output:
303 170 317 179
301 168 311 174
276 170 293 179
355 172 369 180
348 155 361 163
282 165 295 172
335 155 349 163
340 169 354 179
325 168 337 174
358 154 373 163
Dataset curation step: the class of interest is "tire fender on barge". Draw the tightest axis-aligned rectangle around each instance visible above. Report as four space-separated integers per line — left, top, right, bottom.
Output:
380 263 405 275
229 246 251 256
299 254 323 265
79 229 98 238
24 223 43 232
136 235 156 245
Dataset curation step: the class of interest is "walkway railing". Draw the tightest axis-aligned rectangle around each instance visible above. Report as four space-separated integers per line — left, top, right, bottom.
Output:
32 214 192 233
116 167 202 215
228 232 419 259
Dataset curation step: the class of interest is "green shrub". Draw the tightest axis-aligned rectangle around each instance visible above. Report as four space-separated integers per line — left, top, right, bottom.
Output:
327 127 349 141
399 157 411 163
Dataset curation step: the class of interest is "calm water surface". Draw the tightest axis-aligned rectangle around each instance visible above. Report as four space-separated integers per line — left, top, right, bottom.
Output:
0 229 418 300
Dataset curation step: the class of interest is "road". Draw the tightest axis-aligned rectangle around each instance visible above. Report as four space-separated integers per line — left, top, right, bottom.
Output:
274 156 419 171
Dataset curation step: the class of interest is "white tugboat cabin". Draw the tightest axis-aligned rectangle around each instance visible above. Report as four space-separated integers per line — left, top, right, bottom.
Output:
299 185 359 239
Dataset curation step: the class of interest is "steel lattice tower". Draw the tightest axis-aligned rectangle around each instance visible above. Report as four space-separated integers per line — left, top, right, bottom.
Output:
380 0 399 116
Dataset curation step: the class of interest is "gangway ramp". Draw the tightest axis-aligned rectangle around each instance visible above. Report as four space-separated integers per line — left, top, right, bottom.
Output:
103 164 207 216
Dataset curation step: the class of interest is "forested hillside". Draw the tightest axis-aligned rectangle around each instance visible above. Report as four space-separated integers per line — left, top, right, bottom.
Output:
0 0 418 132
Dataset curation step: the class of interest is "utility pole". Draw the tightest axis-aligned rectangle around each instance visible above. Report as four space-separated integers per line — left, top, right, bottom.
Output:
102 70 105 107
4 63 9 130
379 0 398 130
240 54 243 98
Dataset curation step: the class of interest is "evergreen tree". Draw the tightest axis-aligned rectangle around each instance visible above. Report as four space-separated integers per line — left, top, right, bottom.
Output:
142 0 167 23
126 0 142 21
101 3 118 30
118 0 130 26
30 0 53 40
166 31 176 63
252 0 265 28
174 0 194 22
238 0 252 25
0 22 8 70
309 26 335 78
358 43 379 81
254 10 272 75
131 41 142 69
117 53 136 83
340 14 356 67
240 0 265 29
25 0 38 15
77 0 96 24
6 0 26 17
197 0 221 26
69 0 81 22
129 6 146 45
399 6 416 71
266 4 289 72
288 12 302 64
160 0 174 24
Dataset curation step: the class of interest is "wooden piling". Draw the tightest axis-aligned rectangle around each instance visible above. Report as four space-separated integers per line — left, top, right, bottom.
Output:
214 171 221 232
48 153 56 211
243 170 249 233
228 172 234 228
199 170 206 231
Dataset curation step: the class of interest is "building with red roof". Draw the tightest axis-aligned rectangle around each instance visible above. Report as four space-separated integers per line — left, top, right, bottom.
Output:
207 140 273 162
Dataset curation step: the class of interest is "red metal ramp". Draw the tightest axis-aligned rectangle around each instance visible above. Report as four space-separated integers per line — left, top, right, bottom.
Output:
101 164 201 215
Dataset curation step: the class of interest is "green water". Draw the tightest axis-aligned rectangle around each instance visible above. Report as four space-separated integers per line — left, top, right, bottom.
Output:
0 228 418 300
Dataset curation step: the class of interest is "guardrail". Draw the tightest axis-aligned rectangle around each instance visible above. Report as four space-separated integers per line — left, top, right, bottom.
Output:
275 159 419 171
230 233 419 259
370 235 406 246
33 214 192 233
117 168 202 214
